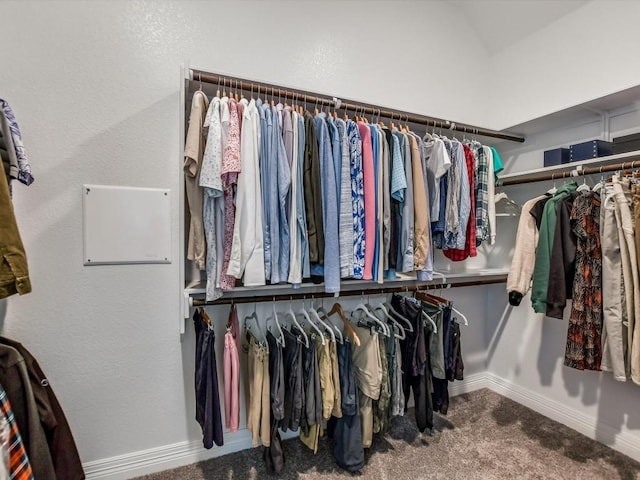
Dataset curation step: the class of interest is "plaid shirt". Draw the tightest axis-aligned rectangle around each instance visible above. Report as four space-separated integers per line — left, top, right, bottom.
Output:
0 385 33 480
473 141 489 244
444 145 477 261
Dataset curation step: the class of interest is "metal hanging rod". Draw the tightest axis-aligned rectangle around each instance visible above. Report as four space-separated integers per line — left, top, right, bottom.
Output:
500 159 640 186
191 277 506 307
189 68 525 144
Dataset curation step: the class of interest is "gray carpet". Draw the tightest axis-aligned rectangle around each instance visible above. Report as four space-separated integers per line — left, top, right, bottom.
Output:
134 389 640 479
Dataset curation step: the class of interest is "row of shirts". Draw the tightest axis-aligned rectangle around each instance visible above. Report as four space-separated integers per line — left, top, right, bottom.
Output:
184 92 504 300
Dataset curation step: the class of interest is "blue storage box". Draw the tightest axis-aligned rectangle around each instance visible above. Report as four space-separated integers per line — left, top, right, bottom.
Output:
569 140 613 161
544 148 570 167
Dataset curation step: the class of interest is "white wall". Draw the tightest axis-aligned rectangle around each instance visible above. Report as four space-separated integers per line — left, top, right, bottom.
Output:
0 1 492 478
488 0 640 131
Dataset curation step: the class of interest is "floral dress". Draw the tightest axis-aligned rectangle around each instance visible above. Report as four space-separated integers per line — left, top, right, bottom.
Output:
565 192 603 370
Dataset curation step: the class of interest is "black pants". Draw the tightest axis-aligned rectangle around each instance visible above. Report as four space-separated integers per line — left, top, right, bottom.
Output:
264 332 285 473
392 294 433 433
281 329 303 432
330 342 364 473
193 310 223 448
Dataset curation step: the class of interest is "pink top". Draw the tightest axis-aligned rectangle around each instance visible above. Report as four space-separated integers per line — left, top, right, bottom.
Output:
358 122 375 280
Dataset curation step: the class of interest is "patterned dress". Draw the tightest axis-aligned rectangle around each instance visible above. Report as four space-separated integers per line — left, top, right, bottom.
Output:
565 192 603 370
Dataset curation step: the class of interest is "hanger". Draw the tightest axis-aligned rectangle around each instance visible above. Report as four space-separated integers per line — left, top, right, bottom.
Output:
199 306 212 329
409 290 439 333
373 302 405 340
283 298 310 348
352 294 389 336
265 298 286 347
328 302 361 346
307 297 337 343
385 300 414 333
592 165 605 193
216 76 221 98
451 305 469 326
297 298 325 345
576 168 591 193
314 297 343 343
244 304 268 350
547 173 558 195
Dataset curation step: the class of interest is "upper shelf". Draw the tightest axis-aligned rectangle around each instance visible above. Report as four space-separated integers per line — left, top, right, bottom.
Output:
499 149 640 185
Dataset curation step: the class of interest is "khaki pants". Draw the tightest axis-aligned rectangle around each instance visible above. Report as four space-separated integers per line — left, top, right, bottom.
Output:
247 338 270 447
612 179 640 383
601 184 627 380
352 325 382 448
0 169 30 299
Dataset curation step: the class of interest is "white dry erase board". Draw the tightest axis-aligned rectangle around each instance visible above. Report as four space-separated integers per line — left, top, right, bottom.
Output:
82 185 171 265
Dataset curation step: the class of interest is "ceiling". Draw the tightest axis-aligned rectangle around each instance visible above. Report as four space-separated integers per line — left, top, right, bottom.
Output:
447 0 591 55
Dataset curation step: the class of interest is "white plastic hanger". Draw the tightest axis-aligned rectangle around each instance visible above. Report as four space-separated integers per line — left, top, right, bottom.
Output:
283 299 310 348
451 306 469 326
352 300 389 337
593 166 605 193
547 173 558 195
374 303 405 340
313 298 343 344
421 309 438 334
265 299 286 347
307 300 337 343
576 169 591 193
385 301 414 333
244 304 268 351
298 300 325 345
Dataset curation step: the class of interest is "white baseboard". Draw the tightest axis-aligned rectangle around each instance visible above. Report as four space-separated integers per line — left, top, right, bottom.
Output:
483 372 640 462
84 429 299 480
83 372 639 479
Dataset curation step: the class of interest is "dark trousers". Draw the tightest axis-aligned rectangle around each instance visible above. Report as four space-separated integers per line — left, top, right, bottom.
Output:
329 342 364 472
194 310 223 448
393 294 433 433
264 333 285 473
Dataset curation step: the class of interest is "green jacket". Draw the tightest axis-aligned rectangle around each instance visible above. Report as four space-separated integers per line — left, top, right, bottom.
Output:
530 182 577 313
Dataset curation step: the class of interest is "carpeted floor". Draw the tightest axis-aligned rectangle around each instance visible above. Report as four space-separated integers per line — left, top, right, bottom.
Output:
134 389 640 480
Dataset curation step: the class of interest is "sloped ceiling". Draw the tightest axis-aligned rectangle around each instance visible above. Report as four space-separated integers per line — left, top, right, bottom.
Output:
446 0 590 55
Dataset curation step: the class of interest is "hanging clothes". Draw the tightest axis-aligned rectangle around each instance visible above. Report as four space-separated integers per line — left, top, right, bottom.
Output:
0 384 33 480
184 91 209 271
0 337 84 480
193 309 224 449
224 307 240 433
564 192 603 371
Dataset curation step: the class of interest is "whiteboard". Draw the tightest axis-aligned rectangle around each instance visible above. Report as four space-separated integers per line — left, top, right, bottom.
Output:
82 185 171 265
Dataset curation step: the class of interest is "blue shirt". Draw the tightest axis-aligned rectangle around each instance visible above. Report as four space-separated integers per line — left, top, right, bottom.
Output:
258 101 273 280
272 105 291 283
314 113 340 293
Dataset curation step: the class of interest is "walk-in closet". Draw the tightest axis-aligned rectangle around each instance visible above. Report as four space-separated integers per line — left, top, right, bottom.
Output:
2 1 640 479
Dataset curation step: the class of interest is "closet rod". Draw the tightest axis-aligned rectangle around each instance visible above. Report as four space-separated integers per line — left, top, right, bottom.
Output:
190 68 525 144
500 159 640 186
191 278 506 307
